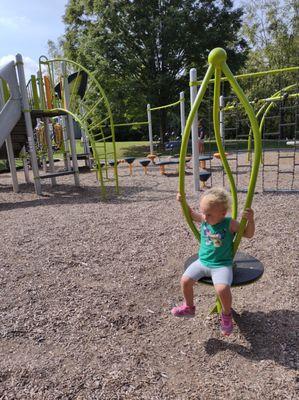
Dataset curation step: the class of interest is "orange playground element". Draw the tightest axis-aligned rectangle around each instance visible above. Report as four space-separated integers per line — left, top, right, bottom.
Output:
44 76 54 109
213 152 229 159
53 123 64 149
147 154 157 164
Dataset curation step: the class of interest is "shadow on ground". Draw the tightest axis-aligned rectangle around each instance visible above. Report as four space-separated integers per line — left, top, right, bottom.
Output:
204 309 298 370
0 178 178 211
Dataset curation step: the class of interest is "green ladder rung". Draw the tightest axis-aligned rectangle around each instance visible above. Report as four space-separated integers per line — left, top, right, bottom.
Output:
96 135 113 141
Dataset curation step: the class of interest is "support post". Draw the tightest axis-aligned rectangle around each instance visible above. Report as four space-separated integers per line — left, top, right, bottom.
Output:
190 68 200 192
30 75 40 109
147 104 154 155
37 71 46 110
16 54 42 195
61 116 71 170
79 106 92 168
180 91 186 137
43 117 56 185
61 61 80 186
21 147 30 183
5 136 19 192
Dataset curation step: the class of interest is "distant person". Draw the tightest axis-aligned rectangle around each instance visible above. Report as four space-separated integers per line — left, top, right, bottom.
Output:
198 118 207 154
171 188 255 336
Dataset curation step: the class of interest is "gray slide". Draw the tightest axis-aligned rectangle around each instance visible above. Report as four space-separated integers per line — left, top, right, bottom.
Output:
0 61 23 155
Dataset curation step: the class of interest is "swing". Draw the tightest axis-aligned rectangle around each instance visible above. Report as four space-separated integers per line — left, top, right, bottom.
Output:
179 48 264 314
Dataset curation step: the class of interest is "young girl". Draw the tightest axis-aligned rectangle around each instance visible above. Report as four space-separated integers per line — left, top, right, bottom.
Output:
172 187 255 336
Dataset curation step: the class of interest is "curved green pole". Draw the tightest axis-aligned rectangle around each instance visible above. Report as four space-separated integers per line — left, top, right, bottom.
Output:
39 57 119 194
221 62 262 254
179 64 215 242
248 84 297 162
259 84 297 139
50 106 107 196
213 65 238 219
179 48 262 255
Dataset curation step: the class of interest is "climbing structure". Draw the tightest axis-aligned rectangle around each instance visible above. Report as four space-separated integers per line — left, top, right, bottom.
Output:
216 68 299 193
0 54 118 196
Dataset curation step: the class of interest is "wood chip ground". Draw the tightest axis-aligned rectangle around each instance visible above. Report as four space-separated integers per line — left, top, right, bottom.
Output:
0 153 298 399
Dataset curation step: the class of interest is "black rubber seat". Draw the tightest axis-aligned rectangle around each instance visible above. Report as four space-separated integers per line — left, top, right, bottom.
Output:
124 157 135 164
108 160 120 167
139 159 151 167
199 170 211 182
184 251 264 287
155 159 180 166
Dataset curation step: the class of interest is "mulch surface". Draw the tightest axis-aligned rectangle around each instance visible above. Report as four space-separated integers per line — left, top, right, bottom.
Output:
0 155 298 399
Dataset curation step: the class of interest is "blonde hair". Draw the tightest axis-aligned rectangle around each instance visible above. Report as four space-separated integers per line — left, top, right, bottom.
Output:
201 187 231 211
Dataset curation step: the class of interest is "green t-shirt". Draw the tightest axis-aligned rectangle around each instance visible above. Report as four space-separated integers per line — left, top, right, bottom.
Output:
199 217 234 267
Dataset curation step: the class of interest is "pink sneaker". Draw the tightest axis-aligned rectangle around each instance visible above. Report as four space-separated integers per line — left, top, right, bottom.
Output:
171 304 195 318
220 311 233 336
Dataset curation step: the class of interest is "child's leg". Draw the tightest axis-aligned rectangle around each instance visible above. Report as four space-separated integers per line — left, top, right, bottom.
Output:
171 259 211 317
181 260 211 306
210 267 233 315
214 284 232 315
181 276 196 307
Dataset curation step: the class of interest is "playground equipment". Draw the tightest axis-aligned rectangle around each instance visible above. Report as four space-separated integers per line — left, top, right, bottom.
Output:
123 157 135 176
198 170 211 189
138 159 151 174
155 159 180 175
179 48 264 314
147 91 186 155
0 54 118 196
205 67 299 193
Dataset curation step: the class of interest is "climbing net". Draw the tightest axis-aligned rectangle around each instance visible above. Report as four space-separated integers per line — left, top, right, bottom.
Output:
217 67 299 192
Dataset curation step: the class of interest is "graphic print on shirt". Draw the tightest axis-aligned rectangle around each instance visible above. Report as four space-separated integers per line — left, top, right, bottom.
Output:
203 225 226 248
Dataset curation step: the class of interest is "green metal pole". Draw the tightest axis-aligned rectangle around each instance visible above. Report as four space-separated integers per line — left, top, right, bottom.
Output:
31 75 40 109
211 61 238 219
221 61 262 255
179 64 215 242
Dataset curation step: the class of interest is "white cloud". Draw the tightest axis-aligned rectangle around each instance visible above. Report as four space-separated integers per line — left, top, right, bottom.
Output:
0 54 15 67
0 54 39 82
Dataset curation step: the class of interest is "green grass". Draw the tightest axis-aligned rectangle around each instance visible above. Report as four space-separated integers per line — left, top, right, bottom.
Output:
74 140 152 159
94 141 152 159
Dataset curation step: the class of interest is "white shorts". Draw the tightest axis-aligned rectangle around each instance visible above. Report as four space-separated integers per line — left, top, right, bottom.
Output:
183 258 233 286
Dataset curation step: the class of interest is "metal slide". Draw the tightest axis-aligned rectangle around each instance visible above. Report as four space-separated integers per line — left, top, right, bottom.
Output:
0 61 22 150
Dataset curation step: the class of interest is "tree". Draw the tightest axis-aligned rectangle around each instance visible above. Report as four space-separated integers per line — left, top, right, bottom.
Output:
240 0 299 70
47 38 65 59
237 0 299 103
60 0 248 142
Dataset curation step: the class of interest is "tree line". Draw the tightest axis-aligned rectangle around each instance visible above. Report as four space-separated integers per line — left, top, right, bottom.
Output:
48 0 298 143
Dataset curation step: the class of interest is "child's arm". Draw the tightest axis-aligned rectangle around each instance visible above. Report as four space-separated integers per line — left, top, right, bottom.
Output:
230 208 255 238
176 193 203 222
242 208 255 238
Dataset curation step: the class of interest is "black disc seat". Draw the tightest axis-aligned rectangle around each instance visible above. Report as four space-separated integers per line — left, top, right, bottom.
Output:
124 157 135 164
199 170 211 182
108 160 120 167
184 251 264 314
139 159 151 174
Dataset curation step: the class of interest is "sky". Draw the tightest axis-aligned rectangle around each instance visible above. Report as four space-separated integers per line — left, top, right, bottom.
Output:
0 0 68 80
